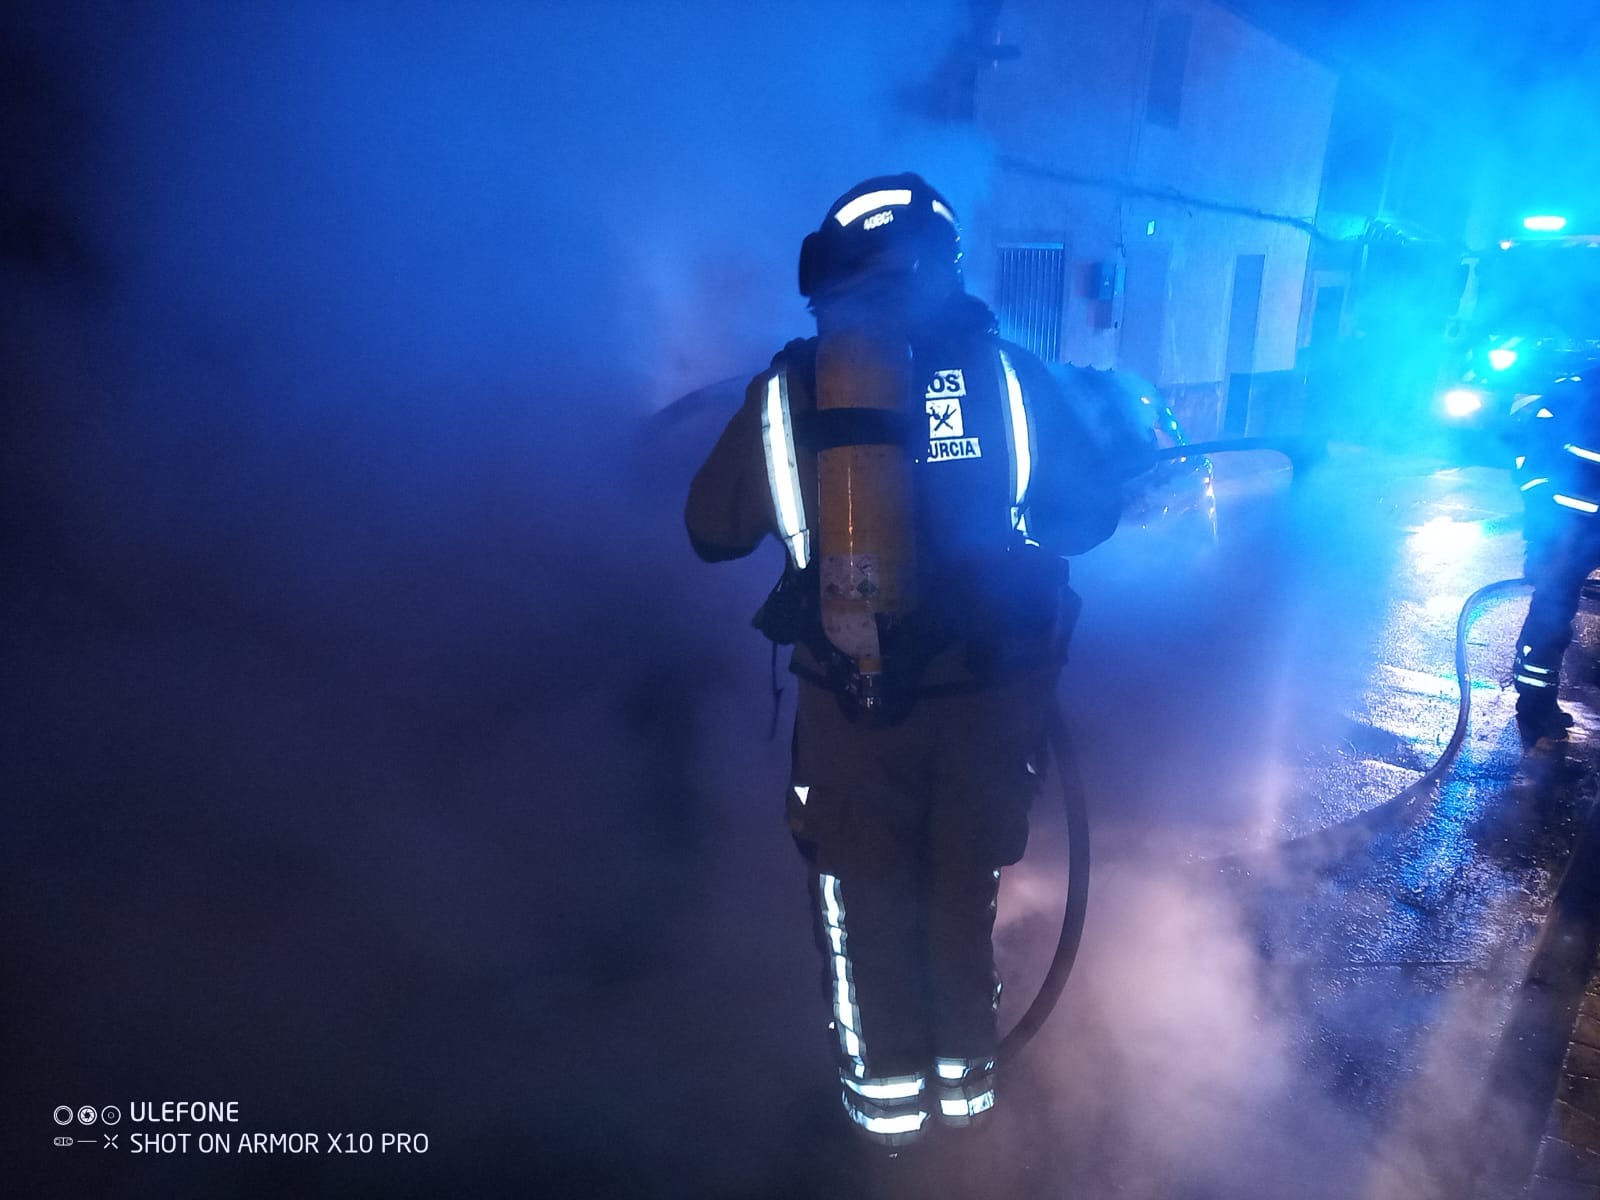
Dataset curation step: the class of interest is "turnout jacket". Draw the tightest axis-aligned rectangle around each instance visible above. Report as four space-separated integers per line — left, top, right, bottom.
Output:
1514 375 1600 521
685 295 1121 684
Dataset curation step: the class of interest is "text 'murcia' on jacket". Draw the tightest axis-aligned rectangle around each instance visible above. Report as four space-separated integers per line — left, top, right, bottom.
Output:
685 297 1122 569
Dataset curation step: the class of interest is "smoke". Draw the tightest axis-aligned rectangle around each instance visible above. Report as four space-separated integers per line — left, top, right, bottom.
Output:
2 1 996 1195
3 3 1583 1198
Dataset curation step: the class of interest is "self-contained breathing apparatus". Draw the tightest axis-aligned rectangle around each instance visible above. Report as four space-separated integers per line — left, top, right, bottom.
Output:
751 338 1075 726
754 174 1075 725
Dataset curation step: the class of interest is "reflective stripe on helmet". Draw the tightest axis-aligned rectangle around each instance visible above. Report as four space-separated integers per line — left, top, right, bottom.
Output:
760 368 810 569
833 188 914 228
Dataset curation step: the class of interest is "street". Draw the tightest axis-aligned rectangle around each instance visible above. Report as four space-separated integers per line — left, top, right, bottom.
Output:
13 421 1600 1200
917 445 1600 1199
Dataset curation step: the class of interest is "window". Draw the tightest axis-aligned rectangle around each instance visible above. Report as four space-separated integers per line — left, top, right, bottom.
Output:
1145 11 1192 130
994 243 1067 361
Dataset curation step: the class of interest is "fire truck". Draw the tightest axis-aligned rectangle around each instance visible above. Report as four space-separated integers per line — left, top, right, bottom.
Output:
1438 211 1600 455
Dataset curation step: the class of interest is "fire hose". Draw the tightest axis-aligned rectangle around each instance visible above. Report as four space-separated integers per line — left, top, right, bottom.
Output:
998 435 1363 1057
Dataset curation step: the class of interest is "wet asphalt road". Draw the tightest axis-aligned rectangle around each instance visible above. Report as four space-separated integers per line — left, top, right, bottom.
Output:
976 445 1600 1200
8 438 1600 1200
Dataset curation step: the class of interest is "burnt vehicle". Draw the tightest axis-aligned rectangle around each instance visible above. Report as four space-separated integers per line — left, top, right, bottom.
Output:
1049 363 1216 539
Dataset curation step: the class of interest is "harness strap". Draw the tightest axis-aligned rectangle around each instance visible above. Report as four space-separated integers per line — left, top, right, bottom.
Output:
788 654 1065 701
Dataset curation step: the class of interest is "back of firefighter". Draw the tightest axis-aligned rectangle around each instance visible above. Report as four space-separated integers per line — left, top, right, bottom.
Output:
685 174 1121 1149
1511 373 1600 742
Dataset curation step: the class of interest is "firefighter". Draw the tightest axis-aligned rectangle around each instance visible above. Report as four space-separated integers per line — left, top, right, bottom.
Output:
685 174 1121 1148
1510 372 1600 743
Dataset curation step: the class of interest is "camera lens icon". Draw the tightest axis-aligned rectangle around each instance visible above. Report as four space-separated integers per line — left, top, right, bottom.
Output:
100 1105 121 1125
78 1106 98 1126
54 1106 74 1126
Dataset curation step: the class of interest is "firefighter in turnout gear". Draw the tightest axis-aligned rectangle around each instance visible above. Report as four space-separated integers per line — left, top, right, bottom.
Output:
685 174 1121 1148
1511 373 1600 743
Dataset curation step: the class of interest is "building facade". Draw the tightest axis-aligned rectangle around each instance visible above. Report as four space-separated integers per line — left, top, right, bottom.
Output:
963 0 1337 440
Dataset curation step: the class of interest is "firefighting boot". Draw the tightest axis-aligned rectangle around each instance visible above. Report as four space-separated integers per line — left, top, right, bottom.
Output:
1516 690 1574 745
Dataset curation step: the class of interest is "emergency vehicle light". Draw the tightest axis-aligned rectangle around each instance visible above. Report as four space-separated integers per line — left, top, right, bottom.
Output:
1523 214 1568 232
1442 388 1483 418
1488 348 1518 370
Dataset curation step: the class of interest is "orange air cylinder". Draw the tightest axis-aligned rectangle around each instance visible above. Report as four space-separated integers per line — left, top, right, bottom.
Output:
814 328 918 691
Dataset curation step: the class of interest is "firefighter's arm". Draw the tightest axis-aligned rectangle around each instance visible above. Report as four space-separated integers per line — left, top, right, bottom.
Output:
1021 363 1124 555
685 375 773 562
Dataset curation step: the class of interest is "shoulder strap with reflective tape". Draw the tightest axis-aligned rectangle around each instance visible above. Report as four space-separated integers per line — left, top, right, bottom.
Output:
994 347 1039 545
759 363 811 570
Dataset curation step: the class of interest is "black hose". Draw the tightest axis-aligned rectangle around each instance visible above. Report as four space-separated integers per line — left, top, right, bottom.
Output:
1370 575 1531 829
996 436 1324 1059
999 706 1091 1059
1235 576 1532 870
1151 435 1326 474
999 579 1533 1060
1390 575 1531 817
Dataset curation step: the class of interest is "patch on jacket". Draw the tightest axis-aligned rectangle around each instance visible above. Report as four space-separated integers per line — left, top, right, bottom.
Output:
925 368 981 461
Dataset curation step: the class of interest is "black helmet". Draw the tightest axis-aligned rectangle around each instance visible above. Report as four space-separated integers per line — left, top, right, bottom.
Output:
798 173 963 303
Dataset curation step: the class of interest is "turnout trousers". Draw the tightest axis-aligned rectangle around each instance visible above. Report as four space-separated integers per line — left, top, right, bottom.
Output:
786 661 1052 1146
1515 511 1600 701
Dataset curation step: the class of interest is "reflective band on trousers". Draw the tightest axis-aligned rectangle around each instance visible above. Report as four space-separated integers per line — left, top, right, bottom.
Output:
820 873 931 1146
819 873 866 1074
996 349 1036 541
940 1090 996 1120
842 1095 929 1142
933 1056 997 1123
841 1073 928 1145
760 369 810 569
845 1074 925 1101
1515 648 1558 689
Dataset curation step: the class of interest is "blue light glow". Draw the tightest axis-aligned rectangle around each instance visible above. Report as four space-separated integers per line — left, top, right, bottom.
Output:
1523 214 1569 232
1442 388 1483 418
1488 348 1518 371
1407 515 1485 566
